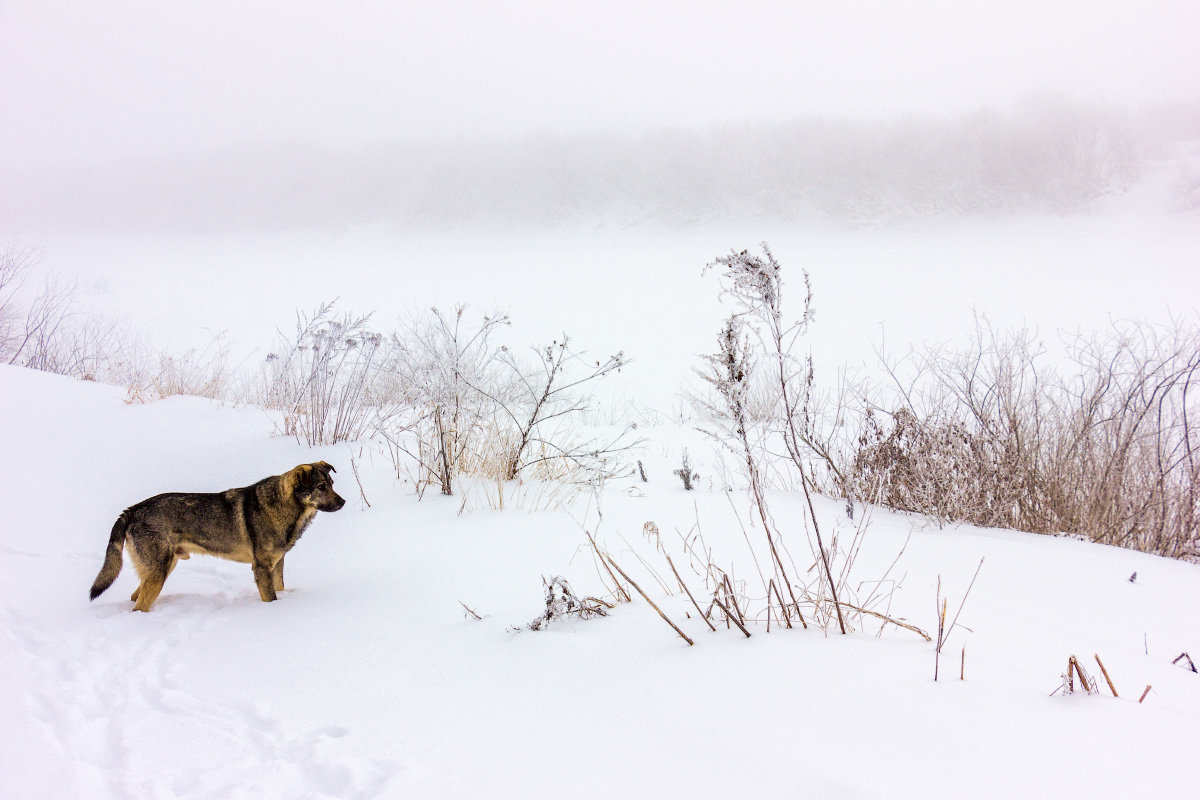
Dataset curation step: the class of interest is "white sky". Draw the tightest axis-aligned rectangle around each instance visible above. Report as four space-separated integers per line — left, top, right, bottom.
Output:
2 1 1198 170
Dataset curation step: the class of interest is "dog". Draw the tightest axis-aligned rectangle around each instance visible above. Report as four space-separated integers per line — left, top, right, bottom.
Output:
89 462 345 612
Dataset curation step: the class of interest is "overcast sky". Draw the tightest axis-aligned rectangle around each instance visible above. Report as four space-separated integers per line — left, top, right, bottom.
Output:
2 1 1197 171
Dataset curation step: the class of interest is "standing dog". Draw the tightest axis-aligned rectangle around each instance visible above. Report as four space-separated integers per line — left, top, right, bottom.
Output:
89 462 345 612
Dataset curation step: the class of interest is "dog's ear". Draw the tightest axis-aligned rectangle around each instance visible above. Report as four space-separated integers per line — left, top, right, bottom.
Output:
289 463 316 490
315 461 336 474
282 464 307 498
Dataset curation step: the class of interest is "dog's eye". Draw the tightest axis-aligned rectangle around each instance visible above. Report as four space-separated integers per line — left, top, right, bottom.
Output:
318 483 328 491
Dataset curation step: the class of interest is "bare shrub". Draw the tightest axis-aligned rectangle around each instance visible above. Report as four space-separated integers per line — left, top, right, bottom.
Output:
10 277 75 371
374 306 509 495
481 337 633 482
0 248 136 382
0 248 29 358
695 244 893 634
843 317 1200 559
373 307 638 499
673 448 698 490
260 301 382 445
844 320 1051 528
1055 321 1199 557
1 250 83 371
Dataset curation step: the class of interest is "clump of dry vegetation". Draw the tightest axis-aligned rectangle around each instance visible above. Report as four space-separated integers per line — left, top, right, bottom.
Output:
518 576 612 632
681 244 927 636
840 316 1200 560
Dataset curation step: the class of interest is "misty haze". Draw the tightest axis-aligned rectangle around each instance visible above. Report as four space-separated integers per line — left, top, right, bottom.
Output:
3 2 1198 233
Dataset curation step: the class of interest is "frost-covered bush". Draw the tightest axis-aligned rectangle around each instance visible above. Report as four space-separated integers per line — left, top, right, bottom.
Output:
673 448 698 490
521 576 609 632
259 301 382 446
695 244 850 633
0 248 131 383
487 337 631 482
373 306 509 495
373 306 636 497
842 318 1200 560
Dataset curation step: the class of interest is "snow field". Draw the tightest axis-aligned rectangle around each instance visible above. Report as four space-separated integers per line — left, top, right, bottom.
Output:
2 364 1199 799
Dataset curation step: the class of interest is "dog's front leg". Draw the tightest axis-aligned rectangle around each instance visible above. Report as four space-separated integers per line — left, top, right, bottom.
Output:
271 554 285 592
252 560 278 602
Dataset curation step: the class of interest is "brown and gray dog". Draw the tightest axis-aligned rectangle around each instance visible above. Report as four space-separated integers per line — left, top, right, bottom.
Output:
90 462 345 612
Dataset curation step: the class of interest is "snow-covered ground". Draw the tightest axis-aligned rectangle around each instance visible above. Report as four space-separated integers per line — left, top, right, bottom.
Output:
2 362 1198 799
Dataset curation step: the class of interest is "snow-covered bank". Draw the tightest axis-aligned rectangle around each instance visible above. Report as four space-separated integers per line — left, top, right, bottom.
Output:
2 364 1198 799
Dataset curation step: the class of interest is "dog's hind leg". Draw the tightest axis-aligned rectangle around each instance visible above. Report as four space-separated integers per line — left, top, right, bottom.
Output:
132 555 180 603
132 568 167 612
132 559 174 612
271 554 285 592
130 541 176 612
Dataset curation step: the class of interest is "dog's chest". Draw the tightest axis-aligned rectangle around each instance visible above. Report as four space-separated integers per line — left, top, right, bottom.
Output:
283 507 318 549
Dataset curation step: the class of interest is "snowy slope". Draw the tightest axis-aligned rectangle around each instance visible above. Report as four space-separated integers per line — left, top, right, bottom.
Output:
2 364 1199 800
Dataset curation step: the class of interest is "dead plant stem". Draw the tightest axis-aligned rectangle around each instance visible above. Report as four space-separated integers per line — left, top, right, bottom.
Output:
665 553 717 632
603 553 694 646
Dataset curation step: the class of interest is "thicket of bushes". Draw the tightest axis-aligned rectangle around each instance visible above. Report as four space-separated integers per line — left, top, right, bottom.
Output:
837 318 1199 559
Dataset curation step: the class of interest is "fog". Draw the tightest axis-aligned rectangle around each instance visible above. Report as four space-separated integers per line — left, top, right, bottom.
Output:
2 2 1198 232
1 1 1197 414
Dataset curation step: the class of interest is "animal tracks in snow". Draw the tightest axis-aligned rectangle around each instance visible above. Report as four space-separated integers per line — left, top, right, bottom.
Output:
2 591 398 799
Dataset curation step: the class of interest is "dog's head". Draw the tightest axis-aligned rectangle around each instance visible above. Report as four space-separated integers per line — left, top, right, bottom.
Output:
291 461 346 512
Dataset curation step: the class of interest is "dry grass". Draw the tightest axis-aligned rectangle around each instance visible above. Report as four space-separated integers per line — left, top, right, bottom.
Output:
842 316 1200 560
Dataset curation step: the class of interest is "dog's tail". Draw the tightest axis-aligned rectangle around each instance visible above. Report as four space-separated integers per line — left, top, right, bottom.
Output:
89 510 131 601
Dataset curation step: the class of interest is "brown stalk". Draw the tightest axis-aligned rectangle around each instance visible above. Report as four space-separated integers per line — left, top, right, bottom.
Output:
712 597 752 638
771 578 805 629
1069 656 1092 693
350 454 371 508
722 574 747 628
799 469 847 634
586 531 630 603
704 599 721 628
603 552 694 646
1094 654 1118 697
836 600 930 641
934 594 948 681
766 579 789 630
665 553 716 632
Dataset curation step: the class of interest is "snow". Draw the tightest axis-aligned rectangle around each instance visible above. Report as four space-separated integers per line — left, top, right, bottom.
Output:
2 362 1198 799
